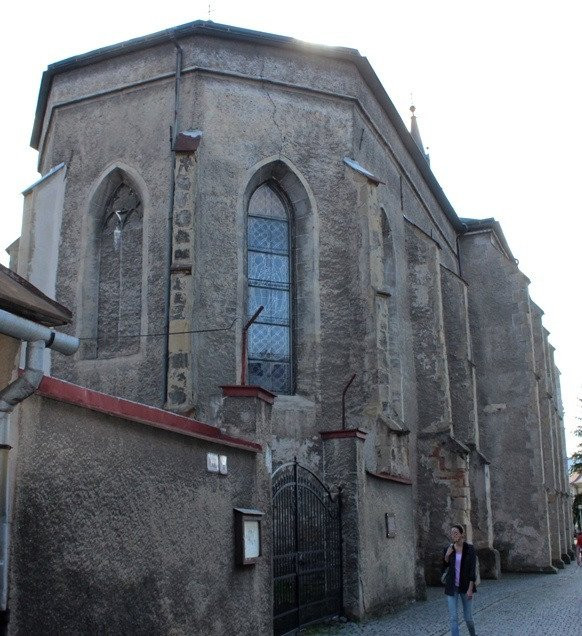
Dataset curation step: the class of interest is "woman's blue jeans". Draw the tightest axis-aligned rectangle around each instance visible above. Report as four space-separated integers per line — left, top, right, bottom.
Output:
447 587 476 636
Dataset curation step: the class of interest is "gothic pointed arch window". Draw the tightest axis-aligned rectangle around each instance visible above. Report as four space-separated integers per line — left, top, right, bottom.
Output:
246 181 293 393
380 208 395 290
97 180 143 358
379 206 402 418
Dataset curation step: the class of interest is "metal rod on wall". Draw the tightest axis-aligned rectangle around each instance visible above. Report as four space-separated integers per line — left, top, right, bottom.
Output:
240 305 264 385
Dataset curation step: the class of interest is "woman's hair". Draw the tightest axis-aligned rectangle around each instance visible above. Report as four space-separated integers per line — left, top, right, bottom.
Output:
452 524 464 535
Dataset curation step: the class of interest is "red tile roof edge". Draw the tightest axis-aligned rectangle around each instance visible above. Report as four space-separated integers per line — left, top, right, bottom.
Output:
35 374 262 453
366 470 413 485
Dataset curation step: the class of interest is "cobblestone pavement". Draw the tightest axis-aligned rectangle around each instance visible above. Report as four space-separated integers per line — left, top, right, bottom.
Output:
310 563 582 635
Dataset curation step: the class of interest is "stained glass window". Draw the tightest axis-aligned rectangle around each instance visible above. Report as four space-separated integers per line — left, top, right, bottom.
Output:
247 183 292 393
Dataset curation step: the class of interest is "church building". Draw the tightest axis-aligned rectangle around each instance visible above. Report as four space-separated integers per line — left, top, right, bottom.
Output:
2 20 571 634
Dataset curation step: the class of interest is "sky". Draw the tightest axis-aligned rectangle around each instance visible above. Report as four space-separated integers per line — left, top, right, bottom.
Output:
1 0 580 452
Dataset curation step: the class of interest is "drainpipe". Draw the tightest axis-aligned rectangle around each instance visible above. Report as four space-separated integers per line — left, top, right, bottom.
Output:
0 340 45 619
0 309 78 356
0 309 79 624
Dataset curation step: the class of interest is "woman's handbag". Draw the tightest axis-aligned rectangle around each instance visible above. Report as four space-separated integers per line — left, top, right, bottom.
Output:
440 567 449 585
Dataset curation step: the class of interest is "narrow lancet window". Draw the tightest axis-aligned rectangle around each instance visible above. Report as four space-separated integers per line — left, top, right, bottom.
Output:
247 182 292 393
97 182 142 358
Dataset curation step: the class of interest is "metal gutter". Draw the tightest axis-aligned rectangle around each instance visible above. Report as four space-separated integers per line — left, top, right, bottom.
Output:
30 20 466 232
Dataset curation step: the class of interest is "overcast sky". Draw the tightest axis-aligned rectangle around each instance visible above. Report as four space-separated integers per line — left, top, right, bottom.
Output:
1 0 580 452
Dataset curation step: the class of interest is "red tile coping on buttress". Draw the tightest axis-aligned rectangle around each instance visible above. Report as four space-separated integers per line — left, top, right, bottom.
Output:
320 429 368 440
366 470 413 485
35 375 262 453
220 385 275 404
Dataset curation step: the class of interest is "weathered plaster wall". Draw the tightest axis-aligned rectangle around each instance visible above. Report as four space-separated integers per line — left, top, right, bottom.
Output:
37 31 463 435
417 436 471 583
320 432 416 619
17 165 66 301
460 231 554 572
543 329 565 559
469 453 498 577
189 76 351 425
440 266 478 447
531 303 563 567
322 434 367 619
16 166 67 373
361 476 415 613
0 335 19 388
548 349 573 558
439 265 498 574
270 394 322 473
33 34 461 606
47 82 170 406
405 222 452 435
10 395 271 635
404 221 473 583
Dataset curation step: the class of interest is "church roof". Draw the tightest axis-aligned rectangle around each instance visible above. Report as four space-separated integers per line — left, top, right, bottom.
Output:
31 20 467 233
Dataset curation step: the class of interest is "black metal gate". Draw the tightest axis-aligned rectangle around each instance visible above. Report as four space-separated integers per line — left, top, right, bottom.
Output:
272 460 343 635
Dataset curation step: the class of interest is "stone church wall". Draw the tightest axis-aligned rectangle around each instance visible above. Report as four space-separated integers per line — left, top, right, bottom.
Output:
460 230 555 572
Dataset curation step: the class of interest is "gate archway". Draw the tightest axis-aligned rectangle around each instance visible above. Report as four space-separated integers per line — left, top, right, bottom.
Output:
272 460 343 634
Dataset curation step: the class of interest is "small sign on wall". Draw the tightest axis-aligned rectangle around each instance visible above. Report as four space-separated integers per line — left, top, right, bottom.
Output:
385 513 396 538
207 453 228 474
234 508 264 565
207 453 219 472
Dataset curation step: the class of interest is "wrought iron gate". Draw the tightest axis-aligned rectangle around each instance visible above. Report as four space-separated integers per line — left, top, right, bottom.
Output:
272 460 343 635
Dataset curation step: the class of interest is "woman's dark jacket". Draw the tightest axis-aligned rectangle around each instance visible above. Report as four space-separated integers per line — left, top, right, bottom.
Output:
442 541 477 596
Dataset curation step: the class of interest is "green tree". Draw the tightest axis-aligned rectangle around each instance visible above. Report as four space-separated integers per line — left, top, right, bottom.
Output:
570 426 582 474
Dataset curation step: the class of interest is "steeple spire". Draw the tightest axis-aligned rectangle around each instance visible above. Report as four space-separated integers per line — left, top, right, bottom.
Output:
410 104 430 165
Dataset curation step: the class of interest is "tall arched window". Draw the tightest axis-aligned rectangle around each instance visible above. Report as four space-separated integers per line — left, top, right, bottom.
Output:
379 207 402 418
97 181 142 358
247 182 292 393
380 208 395 290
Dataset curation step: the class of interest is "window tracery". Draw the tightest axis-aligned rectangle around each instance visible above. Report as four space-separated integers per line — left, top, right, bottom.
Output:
246 182 292 393
97 181 143 358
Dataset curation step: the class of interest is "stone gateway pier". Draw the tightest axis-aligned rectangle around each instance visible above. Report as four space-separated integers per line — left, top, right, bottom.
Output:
1 20 571 635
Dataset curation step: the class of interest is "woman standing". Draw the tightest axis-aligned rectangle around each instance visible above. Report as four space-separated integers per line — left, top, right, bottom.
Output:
442 524 477 636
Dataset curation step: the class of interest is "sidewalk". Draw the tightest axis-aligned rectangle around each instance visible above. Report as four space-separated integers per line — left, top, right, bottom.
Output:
310 563 582 635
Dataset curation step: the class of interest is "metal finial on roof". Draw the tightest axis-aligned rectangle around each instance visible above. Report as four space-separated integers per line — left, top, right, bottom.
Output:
409 103 430 165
